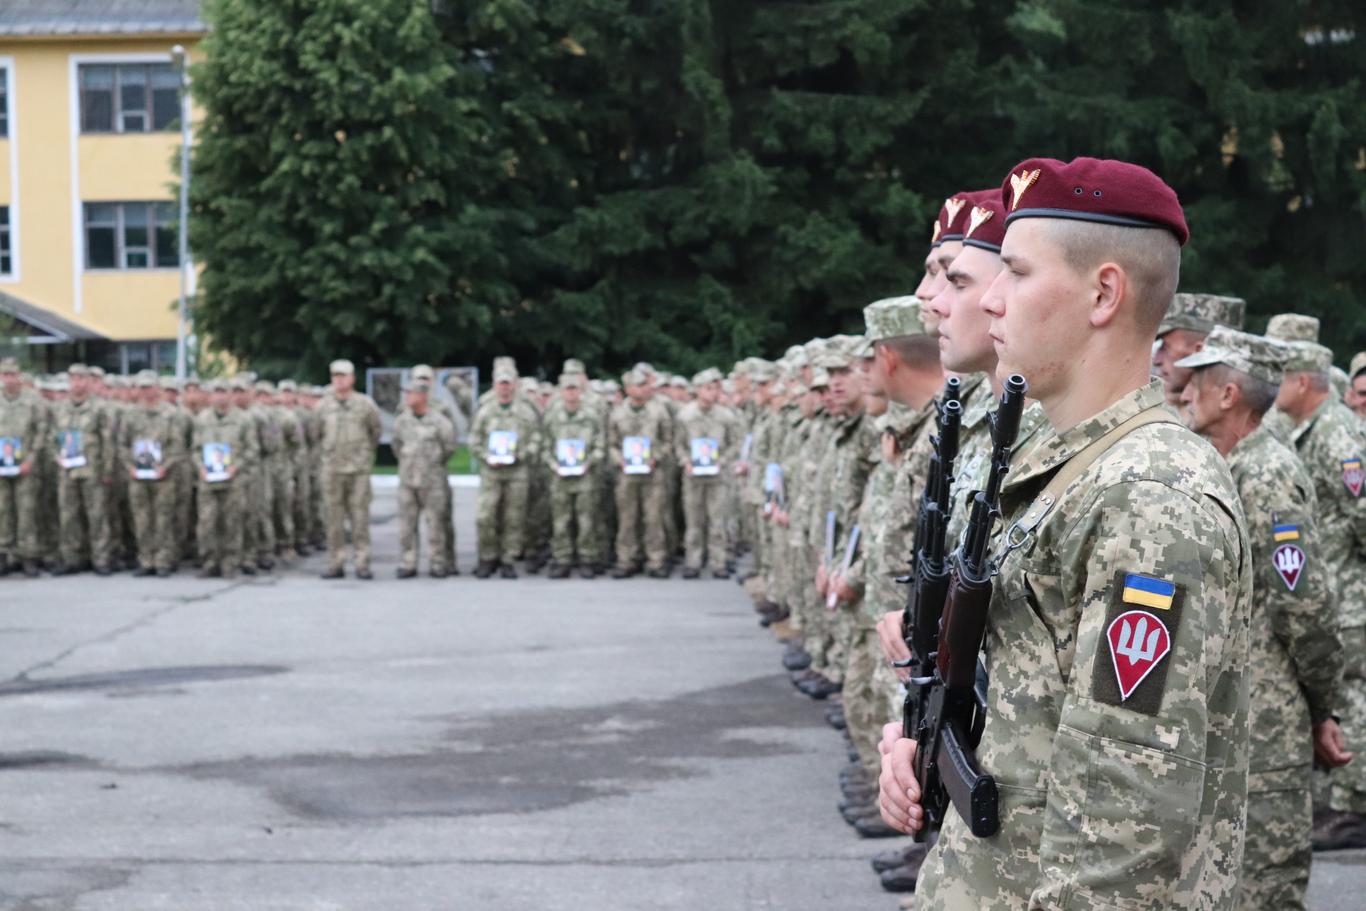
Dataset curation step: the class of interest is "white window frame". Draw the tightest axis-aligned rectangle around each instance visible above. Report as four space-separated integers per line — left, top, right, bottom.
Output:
0 57 18 284
68 52 177 312
82 201 179 272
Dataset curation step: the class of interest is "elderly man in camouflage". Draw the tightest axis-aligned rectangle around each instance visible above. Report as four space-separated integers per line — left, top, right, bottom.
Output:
879 158 1253 910
1175 327 1347 908
318 359 381 580
1273 338 1366 850
392 379 456 578
1150 292 1245 407
0 358 45 576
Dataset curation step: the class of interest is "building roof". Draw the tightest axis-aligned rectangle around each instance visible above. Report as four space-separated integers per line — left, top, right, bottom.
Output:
0 1 205 38
0 291 104 342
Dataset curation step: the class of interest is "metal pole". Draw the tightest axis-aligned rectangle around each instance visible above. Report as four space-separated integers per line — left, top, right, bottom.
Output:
173 45 191 381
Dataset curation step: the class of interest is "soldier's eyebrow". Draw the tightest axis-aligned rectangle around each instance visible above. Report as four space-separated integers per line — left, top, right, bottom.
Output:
945 268 969 284
1000 252 1023 269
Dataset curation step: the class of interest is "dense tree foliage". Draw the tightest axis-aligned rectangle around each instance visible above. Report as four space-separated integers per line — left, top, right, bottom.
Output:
190 0 1366 379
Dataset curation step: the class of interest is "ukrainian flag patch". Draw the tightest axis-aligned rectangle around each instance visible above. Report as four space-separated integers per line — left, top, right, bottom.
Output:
1273 523 1300 543
1122 573 1176 611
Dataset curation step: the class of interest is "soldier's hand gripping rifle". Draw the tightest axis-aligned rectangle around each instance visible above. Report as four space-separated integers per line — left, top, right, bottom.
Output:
897 378 961 739
908 374 1027 839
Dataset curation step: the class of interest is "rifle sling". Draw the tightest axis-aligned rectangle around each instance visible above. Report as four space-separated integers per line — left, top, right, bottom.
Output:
1010 407 1176 537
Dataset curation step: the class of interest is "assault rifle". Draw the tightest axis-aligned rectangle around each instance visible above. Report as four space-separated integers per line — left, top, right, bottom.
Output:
896 378 962 744
904 374 1027 839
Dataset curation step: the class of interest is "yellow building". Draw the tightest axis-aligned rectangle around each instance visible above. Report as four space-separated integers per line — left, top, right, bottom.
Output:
0 1 205 373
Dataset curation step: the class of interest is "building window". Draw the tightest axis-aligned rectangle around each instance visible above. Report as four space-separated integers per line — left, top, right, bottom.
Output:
84 202 178 270
0 207 10 275
0 66 8 137
79 63 179 134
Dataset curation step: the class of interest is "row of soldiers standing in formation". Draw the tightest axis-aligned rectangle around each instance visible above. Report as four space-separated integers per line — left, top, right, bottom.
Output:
0 357 386 580
718 163 1366 910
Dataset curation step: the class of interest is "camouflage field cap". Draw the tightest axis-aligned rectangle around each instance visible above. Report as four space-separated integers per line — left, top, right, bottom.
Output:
278 379 297 392
632 361 655 378
864 296 928 342
68 363 91 377
492 357 518 383
562 358 586 376
184 375 202 388
1265 313 1320 343
1349 351 1366 379
134 370 158 388
1281 340 1334 373
89 366 106 379
229 376 251 391
749 360 779 383
203 379 225 393
411 364 435 381
692 367 723 386
808 367 831 389
1173 325 1287 385
621 368 646 386
558 372 584 389
1329 365 1349 398
669 375 688 389
812 347 852 371
1158 293 1246 338
852 336 874 359
329 359 355 376
0 357 19 373
159 376 179 391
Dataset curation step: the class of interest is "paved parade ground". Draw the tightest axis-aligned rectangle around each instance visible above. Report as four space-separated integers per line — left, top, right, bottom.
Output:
0 486 1361 910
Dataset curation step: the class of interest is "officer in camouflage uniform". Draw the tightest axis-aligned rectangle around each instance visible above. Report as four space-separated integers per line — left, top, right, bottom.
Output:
470 360 542 578
675 368 737 578
1273 339 1366 849
1151 292 1245 408
0 358 45 576
318 360 381 580
1261 313 1321 441
53 364 113 574
259 381 301 561
881 158 1252 909
277 380 314 556
608 368 673 578
162 376 197 566
1176 327 1345 908
121 372 185 576
412 365 458 575
392 379 455 578
543 372 603 578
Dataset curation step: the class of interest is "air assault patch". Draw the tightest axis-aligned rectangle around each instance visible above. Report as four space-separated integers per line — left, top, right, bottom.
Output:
1343 457 1363 497
1093 572 1183 716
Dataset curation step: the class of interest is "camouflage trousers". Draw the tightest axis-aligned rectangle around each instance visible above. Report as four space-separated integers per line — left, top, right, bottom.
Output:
0 472 39 560
197 481 243 574
57 474 111 569
614 473 668 572
476 470 528 565
291 458 311 550
439 471 456 570
237 468 270 562
174 462 196 561
843 625 886 777
398 480 448 573
551 477 599 566
1238 775 1310 911
526 466 552 557
805 588 850 684
128 478 177 572
310 462 325 544
1331 625 1366 813
268 458 294 554
748 501 766 575
682 477 727 571
322 469 372 572
663 463 681 557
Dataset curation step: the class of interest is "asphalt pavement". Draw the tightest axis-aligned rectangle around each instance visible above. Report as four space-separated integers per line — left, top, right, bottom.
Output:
0 485 1360 909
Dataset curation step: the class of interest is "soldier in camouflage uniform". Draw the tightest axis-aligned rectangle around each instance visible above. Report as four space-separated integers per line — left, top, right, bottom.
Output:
162 376 197 566
1348 351 1366 419
1261 313 1321 441
0 358 44 576
318 360 382 580
1175 327 1346 909
1150 292 1246 408
53 364 113 574
121 372 185 576
674 368 738 578
259 381 301 561
470 360 542 578
543 372 604 578
881 158 1253 910
277 380 314 556
392 380 455 578
194 380 257 578
412 365 458 575
1273 339 1366 848
608 368 673 578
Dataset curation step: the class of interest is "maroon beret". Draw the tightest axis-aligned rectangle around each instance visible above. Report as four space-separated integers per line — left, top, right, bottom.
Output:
961 188 1006 254
933 191 974 246
1000 157 1189 246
